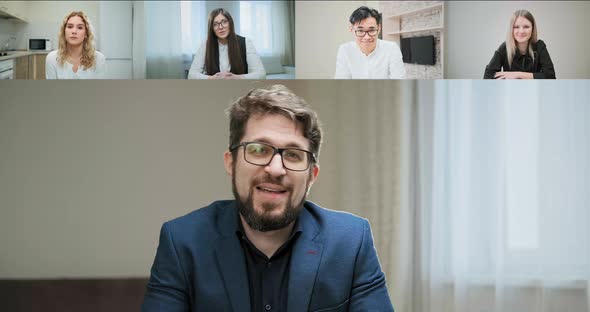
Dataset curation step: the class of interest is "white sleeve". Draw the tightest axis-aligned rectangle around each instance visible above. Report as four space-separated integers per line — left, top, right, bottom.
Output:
188 42 208 79
388 42 406 79
45 51 58 79
94 52 107 79
334 44 351 79
242 38 266 79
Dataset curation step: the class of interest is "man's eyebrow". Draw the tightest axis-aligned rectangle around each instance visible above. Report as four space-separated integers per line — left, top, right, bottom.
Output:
252 138 307 150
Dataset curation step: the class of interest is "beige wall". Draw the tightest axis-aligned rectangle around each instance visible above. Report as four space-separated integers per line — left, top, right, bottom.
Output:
0 80 409 279
445 1 590 78
296 1 371 79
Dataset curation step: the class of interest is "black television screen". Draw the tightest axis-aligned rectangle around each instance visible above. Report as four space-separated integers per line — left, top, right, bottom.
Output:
400 35 435 65
401 37 411 63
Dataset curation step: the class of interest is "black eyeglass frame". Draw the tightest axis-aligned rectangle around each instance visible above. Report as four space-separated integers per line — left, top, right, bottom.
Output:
230 141 317 172
353 28 380 37
213 19 229 29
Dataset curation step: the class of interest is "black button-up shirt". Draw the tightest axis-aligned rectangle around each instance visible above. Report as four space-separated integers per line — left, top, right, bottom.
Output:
236 218 302 312
484 39 556 79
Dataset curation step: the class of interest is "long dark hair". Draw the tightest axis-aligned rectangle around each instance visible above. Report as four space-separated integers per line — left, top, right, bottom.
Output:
204 8 246 75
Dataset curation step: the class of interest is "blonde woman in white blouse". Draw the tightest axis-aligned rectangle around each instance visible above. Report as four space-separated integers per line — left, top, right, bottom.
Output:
46 11 106 79
188 8 265 79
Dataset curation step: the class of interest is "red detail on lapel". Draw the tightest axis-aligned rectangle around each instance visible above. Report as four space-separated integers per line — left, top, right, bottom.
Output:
306 250 317 255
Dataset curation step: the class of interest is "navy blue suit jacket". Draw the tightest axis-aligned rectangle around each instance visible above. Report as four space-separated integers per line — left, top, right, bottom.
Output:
142 200 394 312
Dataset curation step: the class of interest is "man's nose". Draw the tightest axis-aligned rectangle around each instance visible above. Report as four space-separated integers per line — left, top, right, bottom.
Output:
265 154 287 177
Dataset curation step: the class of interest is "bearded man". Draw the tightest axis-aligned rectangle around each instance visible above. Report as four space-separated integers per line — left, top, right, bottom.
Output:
142 85 394 312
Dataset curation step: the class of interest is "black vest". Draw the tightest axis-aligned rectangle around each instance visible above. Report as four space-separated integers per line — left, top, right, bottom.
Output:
211 35 248 75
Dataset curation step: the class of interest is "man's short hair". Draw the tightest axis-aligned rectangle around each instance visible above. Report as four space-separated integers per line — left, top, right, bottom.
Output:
227 85 323 163
349 6 382 26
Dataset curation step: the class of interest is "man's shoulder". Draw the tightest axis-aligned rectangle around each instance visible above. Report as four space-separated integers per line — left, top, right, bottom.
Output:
303 201 369 232
377 39 401 52
303 202 372 253
378 39 395 47
164 200 234 233
338 41 359 51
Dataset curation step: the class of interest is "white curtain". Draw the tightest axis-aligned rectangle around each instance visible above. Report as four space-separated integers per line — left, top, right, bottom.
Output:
144 1 184 78
401 81 590 312
180 1 206 71
239 0 294 65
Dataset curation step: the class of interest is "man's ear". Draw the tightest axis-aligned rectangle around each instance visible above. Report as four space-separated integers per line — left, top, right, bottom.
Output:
310 164 320 185
306 164 320 194
223 151 233 176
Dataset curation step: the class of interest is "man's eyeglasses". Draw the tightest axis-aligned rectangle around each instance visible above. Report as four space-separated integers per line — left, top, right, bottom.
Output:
230 142 316 172
354 28 379 37
213 19 229 29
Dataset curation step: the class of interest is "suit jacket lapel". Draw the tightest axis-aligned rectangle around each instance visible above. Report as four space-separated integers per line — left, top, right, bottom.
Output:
287 206 324 312
214 202 250 312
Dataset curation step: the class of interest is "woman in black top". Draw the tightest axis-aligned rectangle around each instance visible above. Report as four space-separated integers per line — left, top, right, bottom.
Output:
484 9 555 79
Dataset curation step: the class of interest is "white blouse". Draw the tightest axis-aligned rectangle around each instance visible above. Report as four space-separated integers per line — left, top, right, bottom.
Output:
188 37 266 79
45 50 107 79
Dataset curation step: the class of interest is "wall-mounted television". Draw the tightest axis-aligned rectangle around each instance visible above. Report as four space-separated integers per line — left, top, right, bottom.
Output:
400 35 435 65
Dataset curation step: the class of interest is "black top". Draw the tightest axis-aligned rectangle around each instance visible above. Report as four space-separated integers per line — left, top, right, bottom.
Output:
483 39 556 79
236 217 302 312
211 35 249 75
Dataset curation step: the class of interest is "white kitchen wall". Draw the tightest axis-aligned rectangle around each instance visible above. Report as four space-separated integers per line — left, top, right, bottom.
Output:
0 19 18 50
6 1 98 51
446 1 590 79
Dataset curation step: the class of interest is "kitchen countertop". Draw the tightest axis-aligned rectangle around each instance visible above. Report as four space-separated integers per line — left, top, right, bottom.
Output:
0 51 50 62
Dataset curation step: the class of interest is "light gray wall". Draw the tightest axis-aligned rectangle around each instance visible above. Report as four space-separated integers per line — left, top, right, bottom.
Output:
0 80 408 278
296 1 370 79
445 1 590 79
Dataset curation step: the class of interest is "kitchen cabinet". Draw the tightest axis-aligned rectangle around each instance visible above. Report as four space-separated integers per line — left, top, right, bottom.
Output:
0 58 14 79
0 1 29 22
14 55 29 79
12 53 46 79
30 54 46 80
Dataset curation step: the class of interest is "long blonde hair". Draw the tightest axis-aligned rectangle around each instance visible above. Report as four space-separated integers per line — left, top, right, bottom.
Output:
505 9 538 69
57 11 96 69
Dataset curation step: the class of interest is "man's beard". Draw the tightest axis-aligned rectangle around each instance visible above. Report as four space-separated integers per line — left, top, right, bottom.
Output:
232 172 309 232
